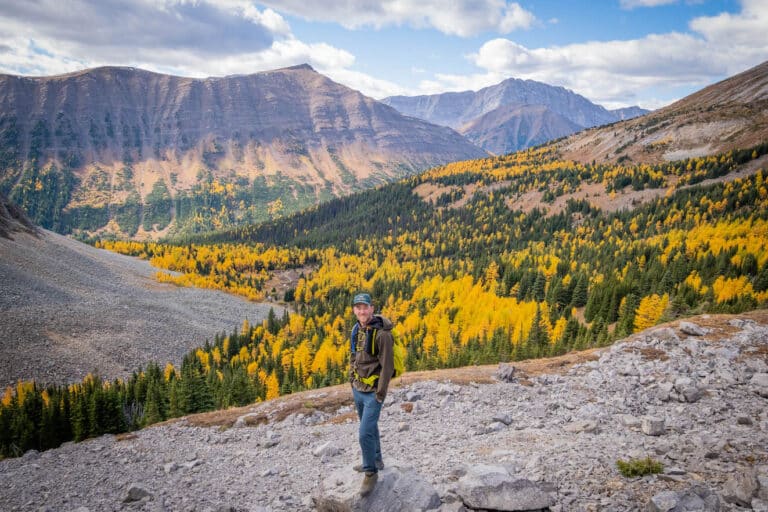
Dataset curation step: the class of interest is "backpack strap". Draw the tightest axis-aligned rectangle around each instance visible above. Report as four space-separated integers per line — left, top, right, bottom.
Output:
350 323 381 387
350 323 378 356
350 323 359 355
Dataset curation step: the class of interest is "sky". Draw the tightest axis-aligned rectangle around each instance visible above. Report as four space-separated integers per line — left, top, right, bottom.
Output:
0 0 765 110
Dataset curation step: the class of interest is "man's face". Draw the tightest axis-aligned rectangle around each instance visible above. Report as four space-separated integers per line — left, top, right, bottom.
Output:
353 303 374 325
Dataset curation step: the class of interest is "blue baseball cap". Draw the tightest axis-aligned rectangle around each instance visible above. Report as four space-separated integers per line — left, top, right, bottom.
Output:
352 293 372 306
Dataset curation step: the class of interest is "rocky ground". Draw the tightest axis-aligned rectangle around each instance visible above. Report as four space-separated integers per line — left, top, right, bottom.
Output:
1 312 766 512
0 229 283 387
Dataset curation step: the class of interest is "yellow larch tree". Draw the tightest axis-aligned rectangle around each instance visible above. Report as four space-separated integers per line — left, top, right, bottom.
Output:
633 294 669 332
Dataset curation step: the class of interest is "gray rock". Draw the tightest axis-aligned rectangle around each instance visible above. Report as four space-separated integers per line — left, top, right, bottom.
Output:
312 441 341 458
496 363 517 383
617 414 642 428
751 373 768 387
681 387 703 403
679 322 707 336
647 485 720 511
642 417 666 436
563 420 598 434
722 468 759 507
657 382 675 401
729 318 757 329
649 327 680 343
405 391 423 402
313 463 441 512
454 464 554 511
262 430 280 448
123 483 153 503
233 412 261 428
758 468 768 500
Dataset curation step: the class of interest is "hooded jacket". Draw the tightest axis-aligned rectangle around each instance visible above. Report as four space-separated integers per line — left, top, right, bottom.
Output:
350 314 394 402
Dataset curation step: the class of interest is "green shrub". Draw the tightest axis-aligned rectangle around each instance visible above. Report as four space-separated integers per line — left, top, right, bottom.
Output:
616 456 664 478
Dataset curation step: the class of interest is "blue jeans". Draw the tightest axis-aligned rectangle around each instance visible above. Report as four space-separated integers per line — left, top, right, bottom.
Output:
352 388 383 473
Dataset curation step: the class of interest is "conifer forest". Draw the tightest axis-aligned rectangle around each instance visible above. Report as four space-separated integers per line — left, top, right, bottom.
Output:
2 144 767 458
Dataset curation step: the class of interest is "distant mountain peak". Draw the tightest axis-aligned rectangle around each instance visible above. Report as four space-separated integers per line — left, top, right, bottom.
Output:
382 76 649 154
282 63 316 72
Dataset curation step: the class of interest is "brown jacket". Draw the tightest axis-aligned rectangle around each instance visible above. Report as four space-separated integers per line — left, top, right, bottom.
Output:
350 314 394 402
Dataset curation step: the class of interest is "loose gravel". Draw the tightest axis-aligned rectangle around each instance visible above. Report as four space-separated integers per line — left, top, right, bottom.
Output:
0 230 283 387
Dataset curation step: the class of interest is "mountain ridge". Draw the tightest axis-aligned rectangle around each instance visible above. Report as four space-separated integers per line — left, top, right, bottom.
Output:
557 60 768 164
382 76 649 153
459 103 583 155
0 64 486 238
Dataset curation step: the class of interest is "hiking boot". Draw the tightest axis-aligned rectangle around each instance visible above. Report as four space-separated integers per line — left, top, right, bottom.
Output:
353 460 384 472
360 471 378 497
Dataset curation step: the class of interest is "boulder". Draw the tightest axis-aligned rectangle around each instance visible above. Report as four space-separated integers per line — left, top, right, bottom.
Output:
679 322 708 336
496 363 518 383
647 485 720 511
312 441 341 458
642 417 666 436
313 463 441 512
722 468 759 507
454 464 555 511
122 483 153 503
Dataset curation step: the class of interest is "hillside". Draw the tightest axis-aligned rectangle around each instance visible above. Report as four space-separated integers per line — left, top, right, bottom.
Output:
0 64 485 238
1 312 766 510
557 60 768 165
0 211 281 387
382 76 648 154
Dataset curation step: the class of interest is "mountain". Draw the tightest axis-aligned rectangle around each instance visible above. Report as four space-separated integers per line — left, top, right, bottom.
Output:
382 77 649 153
610 106 648 120
557 60 768 164
458 104 583 156
0 64 486 238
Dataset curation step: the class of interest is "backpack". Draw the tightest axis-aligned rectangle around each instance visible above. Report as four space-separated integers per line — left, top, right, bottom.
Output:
351 323 406 378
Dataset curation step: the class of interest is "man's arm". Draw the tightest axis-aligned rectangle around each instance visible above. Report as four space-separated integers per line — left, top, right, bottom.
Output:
375 331 394 402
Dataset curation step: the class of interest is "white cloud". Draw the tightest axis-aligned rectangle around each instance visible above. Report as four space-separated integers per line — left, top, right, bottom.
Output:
325 68 410 99
448 0 768 108
689 0 768 48
257 1 536 37
0 0 360 81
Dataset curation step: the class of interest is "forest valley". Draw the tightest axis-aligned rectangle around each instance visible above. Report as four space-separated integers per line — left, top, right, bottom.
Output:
1 143 767 458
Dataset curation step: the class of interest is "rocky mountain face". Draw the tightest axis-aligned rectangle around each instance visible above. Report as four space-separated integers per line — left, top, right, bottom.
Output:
1 312 766 511
382 77 648 154
0 65 486 237
459 104 583 156
557 60 768 165
611 106 649 121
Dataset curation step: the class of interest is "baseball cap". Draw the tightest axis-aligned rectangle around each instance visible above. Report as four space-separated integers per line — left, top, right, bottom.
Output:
352 293 372 306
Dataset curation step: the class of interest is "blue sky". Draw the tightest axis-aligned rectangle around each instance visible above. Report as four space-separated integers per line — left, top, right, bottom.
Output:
0 1 765 110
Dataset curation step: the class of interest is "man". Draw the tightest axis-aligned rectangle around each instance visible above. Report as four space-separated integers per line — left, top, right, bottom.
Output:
349 292 394 497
